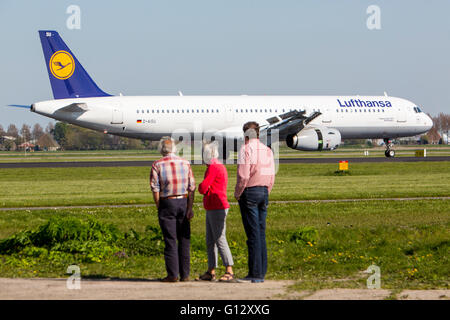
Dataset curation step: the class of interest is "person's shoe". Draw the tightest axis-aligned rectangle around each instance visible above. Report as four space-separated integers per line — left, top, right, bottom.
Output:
237 275 254 283
180 277 190 282
251 278 264 283
160 276 178 283
196 271 216 281
219 272 236 283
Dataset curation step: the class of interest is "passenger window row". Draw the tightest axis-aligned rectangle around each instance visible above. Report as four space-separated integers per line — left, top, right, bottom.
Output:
137 109 220 114
135 107 300 114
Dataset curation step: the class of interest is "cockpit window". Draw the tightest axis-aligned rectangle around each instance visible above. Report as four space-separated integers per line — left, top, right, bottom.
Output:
414 106 422 113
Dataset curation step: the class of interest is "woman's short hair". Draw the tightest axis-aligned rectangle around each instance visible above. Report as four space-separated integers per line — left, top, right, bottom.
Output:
158 136 176 156
203 140 219 164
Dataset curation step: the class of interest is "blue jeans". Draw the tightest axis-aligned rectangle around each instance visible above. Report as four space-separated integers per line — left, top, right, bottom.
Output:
238 186 268 279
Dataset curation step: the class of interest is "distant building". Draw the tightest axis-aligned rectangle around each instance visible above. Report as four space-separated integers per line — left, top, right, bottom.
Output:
397 135 422 144
18 142 36 151
442 132 449 144
0 135 16 143
36 134 60 151
0 136 17 151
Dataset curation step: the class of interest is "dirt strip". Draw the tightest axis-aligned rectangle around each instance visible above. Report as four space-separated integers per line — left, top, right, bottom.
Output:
0 278 447 300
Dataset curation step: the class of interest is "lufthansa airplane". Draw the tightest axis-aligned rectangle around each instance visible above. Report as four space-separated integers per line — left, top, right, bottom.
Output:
10 30 433 158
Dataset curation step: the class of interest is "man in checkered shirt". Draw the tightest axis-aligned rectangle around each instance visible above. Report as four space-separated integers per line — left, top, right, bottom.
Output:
150 137 196 282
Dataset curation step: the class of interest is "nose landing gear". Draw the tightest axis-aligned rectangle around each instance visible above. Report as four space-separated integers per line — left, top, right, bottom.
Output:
384 138 395 157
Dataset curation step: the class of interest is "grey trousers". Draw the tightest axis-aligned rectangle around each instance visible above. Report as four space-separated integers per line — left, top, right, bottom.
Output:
205 209 234 269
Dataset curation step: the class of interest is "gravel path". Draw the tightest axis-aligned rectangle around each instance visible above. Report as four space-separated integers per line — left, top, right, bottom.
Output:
0 278 447 300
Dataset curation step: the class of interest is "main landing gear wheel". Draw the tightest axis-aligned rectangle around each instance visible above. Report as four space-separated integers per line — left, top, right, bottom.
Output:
383 138 395 158
385 149 396 158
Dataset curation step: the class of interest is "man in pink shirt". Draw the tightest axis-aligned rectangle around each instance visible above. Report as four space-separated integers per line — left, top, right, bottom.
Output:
235 122 275 283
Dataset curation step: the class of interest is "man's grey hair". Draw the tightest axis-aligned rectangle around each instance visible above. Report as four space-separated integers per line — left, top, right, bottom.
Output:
158 136 177 156
203 140 219 164
243 121 260 139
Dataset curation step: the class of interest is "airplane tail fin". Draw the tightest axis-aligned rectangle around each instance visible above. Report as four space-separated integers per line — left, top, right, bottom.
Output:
38 30 111 99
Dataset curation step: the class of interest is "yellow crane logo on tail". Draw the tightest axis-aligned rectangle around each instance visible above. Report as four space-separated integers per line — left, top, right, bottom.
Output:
49 50 75 80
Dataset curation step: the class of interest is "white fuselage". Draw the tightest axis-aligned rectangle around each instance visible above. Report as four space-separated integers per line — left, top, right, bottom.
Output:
32 95 433 142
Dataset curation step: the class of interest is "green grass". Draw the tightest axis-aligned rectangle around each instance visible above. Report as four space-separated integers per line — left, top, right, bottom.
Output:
0 149 163 162
0 162 449 208
0 161 448 290
0 145 449 162
0 200 448 290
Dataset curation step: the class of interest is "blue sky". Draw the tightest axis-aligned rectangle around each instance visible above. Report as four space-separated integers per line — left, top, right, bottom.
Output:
1 0 449 129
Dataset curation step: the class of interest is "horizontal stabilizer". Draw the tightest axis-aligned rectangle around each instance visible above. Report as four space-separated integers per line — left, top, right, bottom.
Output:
56 103 88 113
7 104 31 109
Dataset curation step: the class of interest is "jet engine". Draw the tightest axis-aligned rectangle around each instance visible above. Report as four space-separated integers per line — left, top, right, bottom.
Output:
286 126 341 151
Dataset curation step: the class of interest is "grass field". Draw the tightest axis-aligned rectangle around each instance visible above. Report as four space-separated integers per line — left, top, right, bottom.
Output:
0 145 449 162
0 161 448 291
0 200 448 290
0 162 449 208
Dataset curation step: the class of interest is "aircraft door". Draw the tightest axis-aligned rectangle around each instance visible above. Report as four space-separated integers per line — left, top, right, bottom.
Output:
225 105 234 123
396 107 406 123
111 107 123 124
321 108 332 123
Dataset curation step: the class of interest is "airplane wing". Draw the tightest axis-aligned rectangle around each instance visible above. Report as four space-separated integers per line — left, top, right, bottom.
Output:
260 110 322 140
55 103 88 113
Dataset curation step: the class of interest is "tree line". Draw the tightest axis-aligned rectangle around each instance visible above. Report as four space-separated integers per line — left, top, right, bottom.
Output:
1 113 449 151
0 122 157 151
426 113 450 144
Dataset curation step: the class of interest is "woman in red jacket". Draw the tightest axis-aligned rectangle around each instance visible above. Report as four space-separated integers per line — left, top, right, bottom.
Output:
197 141 235 282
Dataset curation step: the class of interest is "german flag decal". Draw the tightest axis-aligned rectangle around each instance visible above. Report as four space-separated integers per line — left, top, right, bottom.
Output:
137 119 142 123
